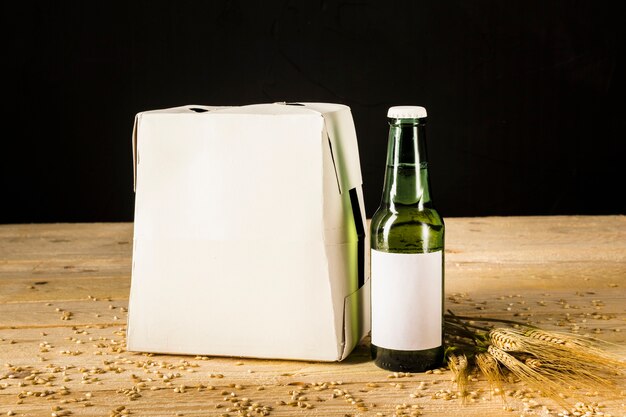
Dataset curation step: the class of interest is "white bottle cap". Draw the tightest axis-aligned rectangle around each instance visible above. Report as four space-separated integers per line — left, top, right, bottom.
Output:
387 106 427 119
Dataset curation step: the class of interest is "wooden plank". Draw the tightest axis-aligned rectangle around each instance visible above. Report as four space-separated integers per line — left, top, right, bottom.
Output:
0 217 625 417
0 223 132 303
0 277 130 303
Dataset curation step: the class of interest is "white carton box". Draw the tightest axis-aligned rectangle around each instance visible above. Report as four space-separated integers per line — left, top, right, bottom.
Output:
128 103 370 361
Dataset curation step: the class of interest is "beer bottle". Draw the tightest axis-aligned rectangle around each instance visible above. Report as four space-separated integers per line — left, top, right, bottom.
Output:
370 106 444 372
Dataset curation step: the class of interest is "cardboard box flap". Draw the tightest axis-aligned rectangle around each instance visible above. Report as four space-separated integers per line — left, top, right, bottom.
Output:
340 277 371 360
300 103 367 247
211 102 320 116
302 103 363 195
132 113 139 191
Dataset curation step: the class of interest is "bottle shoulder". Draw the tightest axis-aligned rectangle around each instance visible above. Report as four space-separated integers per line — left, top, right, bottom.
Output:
370 205 444 253
371 205 444 229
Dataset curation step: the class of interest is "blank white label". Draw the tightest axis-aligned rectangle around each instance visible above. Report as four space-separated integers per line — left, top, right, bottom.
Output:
371 249 442 351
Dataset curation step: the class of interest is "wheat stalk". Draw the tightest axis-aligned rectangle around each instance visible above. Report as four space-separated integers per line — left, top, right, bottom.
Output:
444 311 626 406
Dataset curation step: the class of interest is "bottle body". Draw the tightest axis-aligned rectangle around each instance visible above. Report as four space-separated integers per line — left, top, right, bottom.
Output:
370 112 444 372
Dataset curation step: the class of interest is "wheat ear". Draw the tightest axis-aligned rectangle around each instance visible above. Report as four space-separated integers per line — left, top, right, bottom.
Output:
448 354 469 400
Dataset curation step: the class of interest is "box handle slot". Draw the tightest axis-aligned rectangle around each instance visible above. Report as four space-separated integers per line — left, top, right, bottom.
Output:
349 188 365 289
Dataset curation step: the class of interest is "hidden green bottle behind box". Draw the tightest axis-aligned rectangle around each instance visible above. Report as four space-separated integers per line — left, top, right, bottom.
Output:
370 106 445 372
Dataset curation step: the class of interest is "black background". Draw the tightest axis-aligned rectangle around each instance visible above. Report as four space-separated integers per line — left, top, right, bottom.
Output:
2 1 625 223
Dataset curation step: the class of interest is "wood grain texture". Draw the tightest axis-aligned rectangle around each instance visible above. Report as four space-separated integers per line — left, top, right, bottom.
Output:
1 216 625 417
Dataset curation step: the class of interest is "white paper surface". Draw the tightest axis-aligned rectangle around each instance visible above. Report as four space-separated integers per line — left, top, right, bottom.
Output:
371 250 442 351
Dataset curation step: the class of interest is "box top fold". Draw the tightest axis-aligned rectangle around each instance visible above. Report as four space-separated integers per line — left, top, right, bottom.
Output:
132 103 362 193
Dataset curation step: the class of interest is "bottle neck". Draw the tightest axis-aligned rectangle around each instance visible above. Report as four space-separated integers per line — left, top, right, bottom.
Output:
380 118 432 210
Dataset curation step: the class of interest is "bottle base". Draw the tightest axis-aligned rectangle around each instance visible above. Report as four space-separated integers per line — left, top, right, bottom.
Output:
371 344 444 373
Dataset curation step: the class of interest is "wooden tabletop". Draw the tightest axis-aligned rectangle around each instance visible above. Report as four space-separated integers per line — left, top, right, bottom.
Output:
1 216 625 417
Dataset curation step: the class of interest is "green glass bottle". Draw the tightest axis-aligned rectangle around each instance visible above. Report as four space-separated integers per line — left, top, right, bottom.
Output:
370 106 444 372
